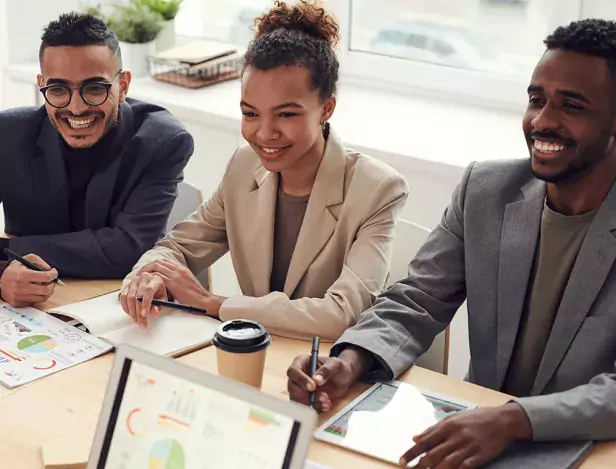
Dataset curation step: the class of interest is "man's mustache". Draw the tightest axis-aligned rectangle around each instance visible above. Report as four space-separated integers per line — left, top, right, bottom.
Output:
527 131 576 147
56 112 103 119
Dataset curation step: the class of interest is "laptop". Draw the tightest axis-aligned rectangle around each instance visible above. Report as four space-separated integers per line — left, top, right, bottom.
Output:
87 345 317 469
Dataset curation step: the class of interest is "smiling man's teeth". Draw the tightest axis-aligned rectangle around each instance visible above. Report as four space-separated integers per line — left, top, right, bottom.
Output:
533 140 567 153
67 117 95 129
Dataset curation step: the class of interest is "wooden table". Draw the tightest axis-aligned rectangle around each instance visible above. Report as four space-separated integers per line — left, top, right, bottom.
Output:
0 281 614 468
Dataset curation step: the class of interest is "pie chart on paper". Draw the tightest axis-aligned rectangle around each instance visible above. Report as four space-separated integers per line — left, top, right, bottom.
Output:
17 335 57 354
148 439 185 469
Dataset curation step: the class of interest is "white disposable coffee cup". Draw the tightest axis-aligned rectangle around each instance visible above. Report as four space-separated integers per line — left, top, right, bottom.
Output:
212 319 271 389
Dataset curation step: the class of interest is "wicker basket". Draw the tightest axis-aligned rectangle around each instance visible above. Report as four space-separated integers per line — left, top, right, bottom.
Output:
147 52 243 89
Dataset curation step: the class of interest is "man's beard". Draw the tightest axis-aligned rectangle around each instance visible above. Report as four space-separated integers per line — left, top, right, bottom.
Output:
531 157 595 185
52 106 120 148
531 145 612 188
529 130 612 186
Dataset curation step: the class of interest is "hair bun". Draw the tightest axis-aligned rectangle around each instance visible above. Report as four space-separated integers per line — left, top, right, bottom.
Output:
254 0 340 49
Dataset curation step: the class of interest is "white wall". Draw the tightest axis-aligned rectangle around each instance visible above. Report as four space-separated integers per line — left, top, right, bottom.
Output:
5 0 81 64
582 0 616 19
1 0 84 109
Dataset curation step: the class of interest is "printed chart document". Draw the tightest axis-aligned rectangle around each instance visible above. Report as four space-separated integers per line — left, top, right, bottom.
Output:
0 304 112 388
48 292 222 358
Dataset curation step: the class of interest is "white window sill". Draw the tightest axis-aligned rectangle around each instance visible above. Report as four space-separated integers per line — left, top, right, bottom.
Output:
5 62 529 170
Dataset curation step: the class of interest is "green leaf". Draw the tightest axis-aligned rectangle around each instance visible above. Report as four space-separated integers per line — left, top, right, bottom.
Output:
105 0 166 44
138 0 184 21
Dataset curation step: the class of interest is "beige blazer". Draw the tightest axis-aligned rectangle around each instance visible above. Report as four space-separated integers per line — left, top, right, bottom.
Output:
123 129 409 340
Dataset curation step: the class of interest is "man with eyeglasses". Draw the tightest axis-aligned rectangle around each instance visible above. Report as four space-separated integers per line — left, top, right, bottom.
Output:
0 12 194 307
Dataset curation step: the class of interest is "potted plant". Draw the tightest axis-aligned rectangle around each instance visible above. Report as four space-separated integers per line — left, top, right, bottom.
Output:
139 0 184 52
84 1 165 77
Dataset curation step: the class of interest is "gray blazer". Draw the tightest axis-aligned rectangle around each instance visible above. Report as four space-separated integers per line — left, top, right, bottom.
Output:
334 159 616 442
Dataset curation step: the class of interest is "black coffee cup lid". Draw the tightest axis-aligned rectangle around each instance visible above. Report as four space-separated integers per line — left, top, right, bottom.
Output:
212 319 271 353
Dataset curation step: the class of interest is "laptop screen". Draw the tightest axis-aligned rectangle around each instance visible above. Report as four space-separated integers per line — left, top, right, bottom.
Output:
97 359 301 469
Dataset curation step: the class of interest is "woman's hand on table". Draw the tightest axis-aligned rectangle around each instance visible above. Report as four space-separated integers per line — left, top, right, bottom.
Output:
139 260 226 318
120 272 166 328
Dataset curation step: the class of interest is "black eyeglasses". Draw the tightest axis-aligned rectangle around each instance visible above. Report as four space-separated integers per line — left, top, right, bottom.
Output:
39 70 123 109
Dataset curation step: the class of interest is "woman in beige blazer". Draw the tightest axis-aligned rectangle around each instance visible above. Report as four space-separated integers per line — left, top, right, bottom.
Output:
120 0 408 341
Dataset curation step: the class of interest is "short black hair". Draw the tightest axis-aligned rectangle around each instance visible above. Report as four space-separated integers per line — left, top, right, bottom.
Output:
39 12 121 67
544 19 616 81
244 1 340 100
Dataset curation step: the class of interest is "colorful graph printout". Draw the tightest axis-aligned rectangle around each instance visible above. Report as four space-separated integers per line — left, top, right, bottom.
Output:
0 305 112 388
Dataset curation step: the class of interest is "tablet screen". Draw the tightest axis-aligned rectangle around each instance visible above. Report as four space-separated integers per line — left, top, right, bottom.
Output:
319 382 471 465
324 382 467 438
97 359 301 469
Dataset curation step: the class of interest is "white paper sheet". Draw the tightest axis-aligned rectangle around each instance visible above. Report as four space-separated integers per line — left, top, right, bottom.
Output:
0 304 112 388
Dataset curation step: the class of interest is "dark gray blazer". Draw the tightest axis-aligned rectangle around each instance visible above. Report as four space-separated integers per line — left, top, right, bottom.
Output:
335 159 616 442
0 98 193 278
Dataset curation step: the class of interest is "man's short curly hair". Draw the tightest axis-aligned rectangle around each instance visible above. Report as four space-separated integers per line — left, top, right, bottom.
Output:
40 12 120 67
544 19 616 80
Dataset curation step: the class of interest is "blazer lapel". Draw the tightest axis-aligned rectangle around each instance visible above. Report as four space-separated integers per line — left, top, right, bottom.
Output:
283 131 345 296
85 102 134 229
532 182 616 394
247 166 278 297
495 178 546 389
33 119 70 230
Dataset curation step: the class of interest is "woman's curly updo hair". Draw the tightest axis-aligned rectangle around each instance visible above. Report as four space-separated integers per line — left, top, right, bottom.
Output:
243 0 340 100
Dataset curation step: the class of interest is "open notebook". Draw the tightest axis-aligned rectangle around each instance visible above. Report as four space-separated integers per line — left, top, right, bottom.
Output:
48 292 221 357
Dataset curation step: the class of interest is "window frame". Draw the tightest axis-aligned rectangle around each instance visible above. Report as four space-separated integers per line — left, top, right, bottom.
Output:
327 0 592 113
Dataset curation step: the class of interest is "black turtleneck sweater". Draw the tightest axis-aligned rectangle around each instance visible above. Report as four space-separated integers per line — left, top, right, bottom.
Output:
0 122 120 275
61 129 117 231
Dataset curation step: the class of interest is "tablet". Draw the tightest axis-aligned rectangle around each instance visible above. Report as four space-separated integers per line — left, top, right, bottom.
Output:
88 345 317 469
314 381 476 466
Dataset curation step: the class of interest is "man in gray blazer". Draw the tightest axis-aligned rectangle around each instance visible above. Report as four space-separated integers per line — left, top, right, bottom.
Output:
288 19 616 468
0 13 193 307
